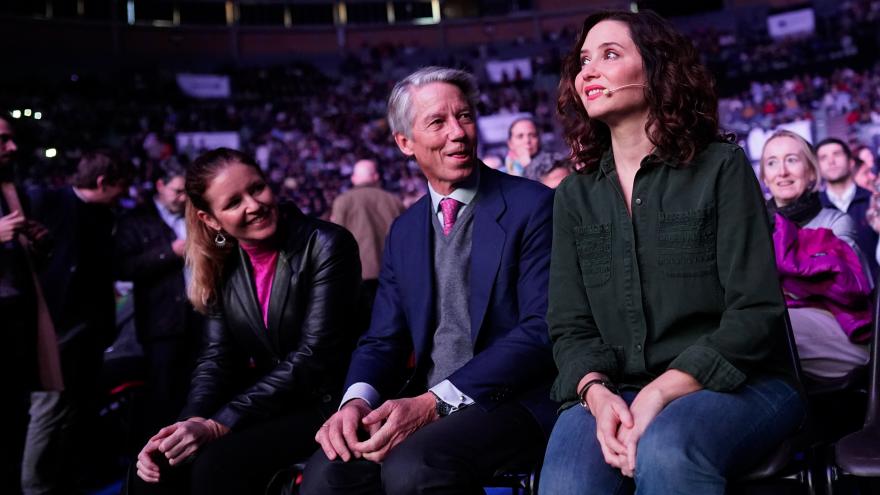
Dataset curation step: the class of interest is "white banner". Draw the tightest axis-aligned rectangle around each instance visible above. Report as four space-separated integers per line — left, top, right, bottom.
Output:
477 112 533 145
485 59 533 83
767 8 815 39
176 73 231 99
746 120 813 162
176 132 241 155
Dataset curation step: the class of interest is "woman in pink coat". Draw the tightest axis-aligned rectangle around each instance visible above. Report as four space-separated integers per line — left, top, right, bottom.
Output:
760 130 872 379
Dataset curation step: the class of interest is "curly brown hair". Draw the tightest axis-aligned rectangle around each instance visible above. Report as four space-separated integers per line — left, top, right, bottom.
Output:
557 10 730 171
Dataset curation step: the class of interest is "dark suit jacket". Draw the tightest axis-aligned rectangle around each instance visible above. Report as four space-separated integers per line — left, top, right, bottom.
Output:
28 185 116 393
345 165 559 435
180 204 362 430
821 185 879 277
115 200 196 342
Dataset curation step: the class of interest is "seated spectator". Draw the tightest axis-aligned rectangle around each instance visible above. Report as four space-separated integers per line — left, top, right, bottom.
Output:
817 137 879 277
541 12 803 494
129 148 361 495
760 130 871 380
504 117 545 176
854 144 877 192
524 151 573 188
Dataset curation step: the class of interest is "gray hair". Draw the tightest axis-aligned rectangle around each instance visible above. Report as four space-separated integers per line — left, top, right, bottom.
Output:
387 66 479 138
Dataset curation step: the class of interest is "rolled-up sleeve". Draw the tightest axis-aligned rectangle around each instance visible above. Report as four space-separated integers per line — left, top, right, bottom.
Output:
668 147 787 391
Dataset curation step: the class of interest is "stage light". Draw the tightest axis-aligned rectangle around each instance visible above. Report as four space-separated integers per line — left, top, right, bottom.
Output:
34 112 42 120
11 110 21 119
24 109 32 117
45 148 57 158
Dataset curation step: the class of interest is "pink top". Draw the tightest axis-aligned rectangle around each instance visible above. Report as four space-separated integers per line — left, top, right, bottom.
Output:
240 241 280 328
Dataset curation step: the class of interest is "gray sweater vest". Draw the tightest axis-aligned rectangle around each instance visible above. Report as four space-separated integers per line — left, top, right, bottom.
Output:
426 204 475 388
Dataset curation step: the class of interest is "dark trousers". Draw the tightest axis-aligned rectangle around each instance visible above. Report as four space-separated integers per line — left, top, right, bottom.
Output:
127 406 325 495
142 334 197 435
1 296 36 495
301 400 545 495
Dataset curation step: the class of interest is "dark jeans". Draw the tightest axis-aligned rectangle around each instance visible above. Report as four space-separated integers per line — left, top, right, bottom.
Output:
539 376 805 495
301 400 545 495
127 407 325 495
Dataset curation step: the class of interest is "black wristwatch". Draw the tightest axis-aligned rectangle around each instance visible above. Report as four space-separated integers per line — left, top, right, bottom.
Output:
432 393 454 417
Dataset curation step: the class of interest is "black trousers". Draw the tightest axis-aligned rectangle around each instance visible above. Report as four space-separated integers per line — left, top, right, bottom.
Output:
127 406 325 495
142 334 198 435
301 400 545 495
0 296 36 495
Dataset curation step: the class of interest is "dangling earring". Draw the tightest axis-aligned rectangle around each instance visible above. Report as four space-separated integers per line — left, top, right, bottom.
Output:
214 231 227 248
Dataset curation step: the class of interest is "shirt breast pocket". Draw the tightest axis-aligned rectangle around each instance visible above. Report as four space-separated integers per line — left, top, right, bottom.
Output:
657 206 717 277
574 223 612 287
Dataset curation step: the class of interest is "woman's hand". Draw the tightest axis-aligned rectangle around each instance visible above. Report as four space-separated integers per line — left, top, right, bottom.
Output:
135 437 164 483
136 416 230 482
585 382 633 470
616 387 666 477
615 370 702 477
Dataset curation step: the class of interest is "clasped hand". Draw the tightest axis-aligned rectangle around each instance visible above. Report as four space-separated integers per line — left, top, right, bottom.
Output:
315 393 438 463
588 385 666 478
135 417 230 483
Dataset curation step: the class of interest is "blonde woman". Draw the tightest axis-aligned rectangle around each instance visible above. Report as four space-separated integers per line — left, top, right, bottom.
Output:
130 148 360 495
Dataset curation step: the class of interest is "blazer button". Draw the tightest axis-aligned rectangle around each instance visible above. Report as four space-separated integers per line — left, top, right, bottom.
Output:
322 394 333 403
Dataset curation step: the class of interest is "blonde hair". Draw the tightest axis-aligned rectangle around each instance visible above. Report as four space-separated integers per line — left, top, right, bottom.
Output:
184 148 262 313
759 130 821 193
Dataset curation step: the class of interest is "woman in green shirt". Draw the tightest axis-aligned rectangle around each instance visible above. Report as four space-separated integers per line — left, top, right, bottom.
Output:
540 11 805 495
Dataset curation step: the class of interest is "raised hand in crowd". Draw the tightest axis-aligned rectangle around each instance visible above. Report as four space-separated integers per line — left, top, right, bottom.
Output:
0 210 25 242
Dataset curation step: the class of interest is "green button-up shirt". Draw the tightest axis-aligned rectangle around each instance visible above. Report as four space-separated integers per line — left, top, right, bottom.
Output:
548 142 795 406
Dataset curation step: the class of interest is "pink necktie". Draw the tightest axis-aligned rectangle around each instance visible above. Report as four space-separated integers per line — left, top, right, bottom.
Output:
440 198 463 236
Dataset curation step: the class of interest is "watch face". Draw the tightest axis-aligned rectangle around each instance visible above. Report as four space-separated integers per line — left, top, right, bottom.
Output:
436 399 453 417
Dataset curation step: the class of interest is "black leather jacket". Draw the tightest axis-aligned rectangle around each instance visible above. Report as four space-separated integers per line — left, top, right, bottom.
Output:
180 204 361 429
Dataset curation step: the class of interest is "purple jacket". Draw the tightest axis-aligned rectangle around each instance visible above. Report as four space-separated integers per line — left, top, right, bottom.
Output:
773 214 872 343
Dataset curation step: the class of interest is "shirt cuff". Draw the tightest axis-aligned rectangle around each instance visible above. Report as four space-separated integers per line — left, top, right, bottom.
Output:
340 382 381 410
668 345 747 392
429 380 474 413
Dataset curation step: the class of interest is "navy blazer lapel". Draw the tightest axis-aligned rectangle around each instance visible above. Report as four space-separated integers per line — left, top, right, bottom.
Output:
406 197 435 361
231 248 274 351
469 166 506 342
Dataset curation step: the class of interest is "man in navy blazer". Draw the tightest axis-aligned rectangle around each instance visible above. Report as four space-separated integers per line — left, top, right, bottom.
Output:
303 67 557 494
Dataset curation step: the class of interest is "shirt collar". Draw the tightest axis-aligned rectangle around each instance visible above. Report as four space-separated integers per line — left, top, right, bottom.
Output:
154 197 183 224
427 165 481 213
826 181 857 206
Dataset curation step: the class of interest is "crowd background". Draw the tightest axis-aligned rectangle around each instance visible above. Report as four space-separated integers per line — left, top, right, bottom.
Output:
3 0 880 219
4 0 880 493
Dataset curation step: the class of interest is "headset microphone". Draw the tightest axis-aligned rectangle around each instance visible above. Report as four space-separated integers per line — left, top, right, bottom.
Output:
602 84 647 96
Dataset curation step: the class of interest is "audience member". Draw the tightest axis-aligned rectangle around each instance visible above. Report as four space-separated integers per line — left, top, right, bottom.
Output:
115 162 204 434
760 130 871 379
303 66 557 494
854 144 877 192
542 12 804 494
130 148 361 495
330 158 405 332
525 151 573 188
817 137 879 277
22 151 133 494
0 114 49 494
504 117 544 176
